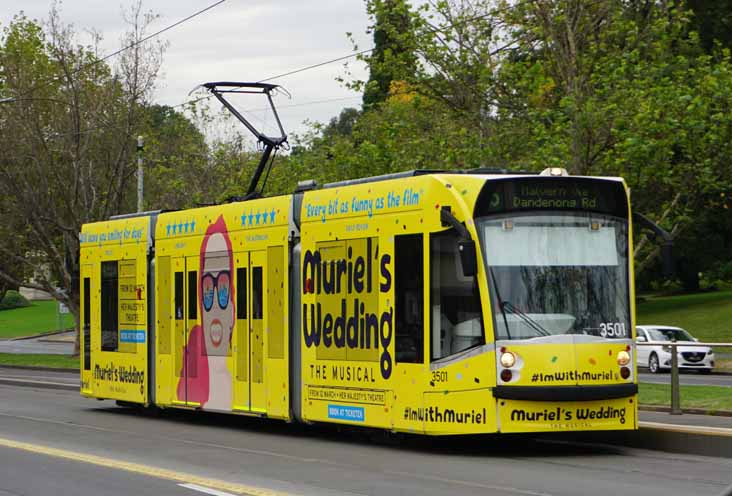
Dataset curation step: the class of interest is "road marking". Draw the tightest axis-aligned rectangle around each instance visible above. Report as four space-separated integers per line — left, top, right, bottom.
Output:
180 482 239 496
640 421 732 437
0 436 292 496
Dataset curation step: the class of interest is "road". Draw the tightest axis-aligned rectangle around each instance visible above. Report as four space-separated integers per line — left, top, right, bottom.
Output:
0 381 730 496
638 371 732 387
0 444 199 496
0 335 73 355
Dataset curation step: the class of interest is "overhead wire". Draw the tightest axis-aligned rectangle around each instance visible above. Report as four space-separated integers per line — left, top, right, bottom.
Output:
174 1 531 110
8 0 228 101
8 1 528 137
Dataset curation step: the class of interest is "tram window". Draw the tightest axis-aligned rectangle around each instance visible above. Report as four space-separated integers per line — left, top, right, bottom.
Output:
174 272 184 320
83 277 91 369
395 234 424 363
236 268 247 319
430 231 484 361
100 261 118 352
252 267 263 319
188 270 197 320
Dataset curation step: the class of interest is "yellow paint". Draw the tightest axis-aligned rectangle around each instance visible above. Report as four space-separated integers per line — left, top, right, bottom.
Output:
0 436 290 496
82 173 638 435
498 397 636 433
80 216 150 404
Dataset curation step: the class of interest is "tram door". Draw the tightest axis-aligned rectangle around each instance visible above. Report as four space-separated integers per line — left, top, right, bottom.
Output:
80 263 94 396
172 256 201 406
233 250 266 413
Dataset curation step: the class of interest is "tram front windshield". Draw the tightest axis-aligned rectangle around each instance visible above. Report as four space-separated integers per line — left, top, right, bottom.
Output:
477 212 630 340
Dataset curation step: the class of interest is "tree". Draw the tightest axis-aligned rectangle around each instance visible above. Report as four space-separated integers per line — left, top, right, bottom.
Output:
0 3 166 352
686 0 732 52
317 0 731 285
362 0 418 109
140 104 211 210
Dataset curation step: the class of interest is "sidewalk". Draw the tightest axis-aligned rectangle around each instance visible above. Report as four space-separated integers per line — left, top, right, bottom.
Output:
640 409 732 430
0 331 74 355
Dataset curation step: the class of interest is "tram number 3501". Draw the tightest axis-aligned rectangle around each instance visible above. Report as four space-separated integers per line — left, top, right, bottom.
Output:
599 322 627 338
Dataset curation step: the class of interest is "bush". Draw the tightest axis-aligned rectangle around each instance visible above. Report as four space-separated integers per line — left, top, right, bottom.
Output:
0 290 31 310
700 260 732 291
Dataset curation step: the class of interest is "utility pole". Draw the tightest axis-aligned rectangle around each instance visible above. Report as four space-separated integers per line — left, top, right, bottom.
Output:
136 135 144 213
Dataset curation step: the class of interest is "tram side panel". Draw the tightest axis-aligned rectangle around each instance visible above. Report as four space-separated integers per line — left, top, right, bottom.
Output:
80 216 151 404
153 199 291 418
297 175 499 434
395 175 499 435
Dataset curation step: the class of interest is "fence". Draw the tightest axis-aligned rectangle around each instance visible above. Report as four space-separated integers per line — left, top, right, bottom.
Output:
636 341 732 414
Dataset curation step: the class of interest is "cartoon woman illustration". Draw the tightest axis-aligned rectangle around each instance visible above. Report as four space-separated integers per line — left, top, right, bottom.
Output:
177 215 235 410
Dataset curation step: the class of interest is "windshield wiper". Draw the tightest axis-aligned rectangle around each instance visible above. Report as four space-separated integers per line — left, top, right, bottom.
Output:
501 301 551 337
488 268 511 340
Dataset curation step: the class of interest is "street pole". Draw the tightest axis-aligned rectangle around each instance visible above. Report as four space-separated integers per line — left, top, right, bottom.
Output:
136 135 144 213
670 340 681 415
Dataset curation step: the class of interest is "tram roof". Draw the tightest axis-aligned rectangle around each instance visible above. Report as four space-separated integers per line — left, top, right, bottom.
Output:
320 168 624 190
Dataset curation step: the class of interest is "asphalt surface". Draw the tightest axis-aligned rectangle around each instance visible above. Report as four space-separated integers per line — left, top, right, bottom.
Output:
0 335 74 355
0 445 199 496
0 379 730 496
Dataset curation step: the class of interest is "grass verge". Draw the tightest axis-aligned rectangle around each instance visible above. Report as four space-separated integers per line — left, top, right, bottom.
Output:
0 301 74 339
0 353 78 369
636 290 732 343
639 382 732 411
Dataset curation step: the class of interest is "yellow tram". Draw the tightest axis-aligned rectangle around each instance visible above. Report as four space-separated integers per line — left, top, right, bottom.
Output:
78 82 639 435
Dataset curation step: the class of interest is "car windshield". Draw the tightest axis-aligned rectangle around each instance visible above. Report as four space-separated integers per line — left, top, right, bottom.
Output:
477 212 630 340
647 328 694 342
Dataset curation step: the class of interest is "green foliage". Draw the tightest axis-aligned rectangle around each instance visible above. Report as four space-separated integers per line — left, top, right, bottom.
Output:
361 0 418 109
290 90 488 185
0 290 30 310
686 0 732 53
297 0 731 285
141 104 211 210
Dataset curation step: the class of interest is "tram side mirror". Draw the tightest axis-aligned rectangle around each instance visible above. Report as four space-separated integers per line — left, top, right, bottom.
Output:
458 239 477 277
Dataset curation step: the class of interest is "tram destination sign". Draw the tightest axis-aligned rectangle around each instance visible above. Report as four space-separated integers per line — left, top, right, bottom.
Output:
475 177 628 218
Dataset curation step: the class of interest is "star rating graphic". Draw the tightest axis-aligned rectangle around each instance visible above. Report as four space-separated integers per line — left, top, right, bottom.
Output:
165 219 196 237
241 208 276 228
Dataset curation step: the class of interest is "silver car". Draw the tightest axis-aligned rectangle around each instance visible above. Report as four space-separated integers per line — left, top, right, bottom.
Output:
636 325 714 374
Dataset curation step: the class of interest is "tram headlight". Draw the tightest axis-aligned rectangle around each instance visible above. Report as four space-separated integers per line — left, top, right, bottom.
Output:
500 351 516 368
616 350 631 366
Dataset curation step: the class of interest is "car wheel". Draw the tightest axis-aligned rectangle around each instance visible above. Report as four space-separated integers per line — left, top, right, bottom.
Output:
649 353 661 374
699 368 712 375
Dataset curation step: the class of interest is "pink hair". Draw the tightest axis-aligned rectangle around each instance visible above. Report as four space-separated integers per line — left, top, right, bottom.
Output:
198 215 235 326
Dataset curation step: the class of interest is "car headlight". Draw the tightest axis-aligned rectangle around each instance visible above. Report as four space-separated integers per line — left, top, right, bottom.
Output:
662 345 672 353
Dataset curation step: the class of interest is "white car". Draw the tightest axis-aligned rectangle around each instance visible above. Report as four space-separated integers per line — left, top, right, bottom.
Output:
636 325 714 374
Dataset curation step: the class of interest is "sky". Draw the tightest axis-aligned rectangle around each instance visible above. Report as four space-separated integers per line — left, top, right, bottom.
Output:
0 0 372 140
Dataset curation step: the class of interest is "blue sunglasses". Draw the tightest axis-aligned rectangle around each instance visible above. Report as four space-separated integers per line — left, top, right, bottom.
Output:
202 271 230 311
